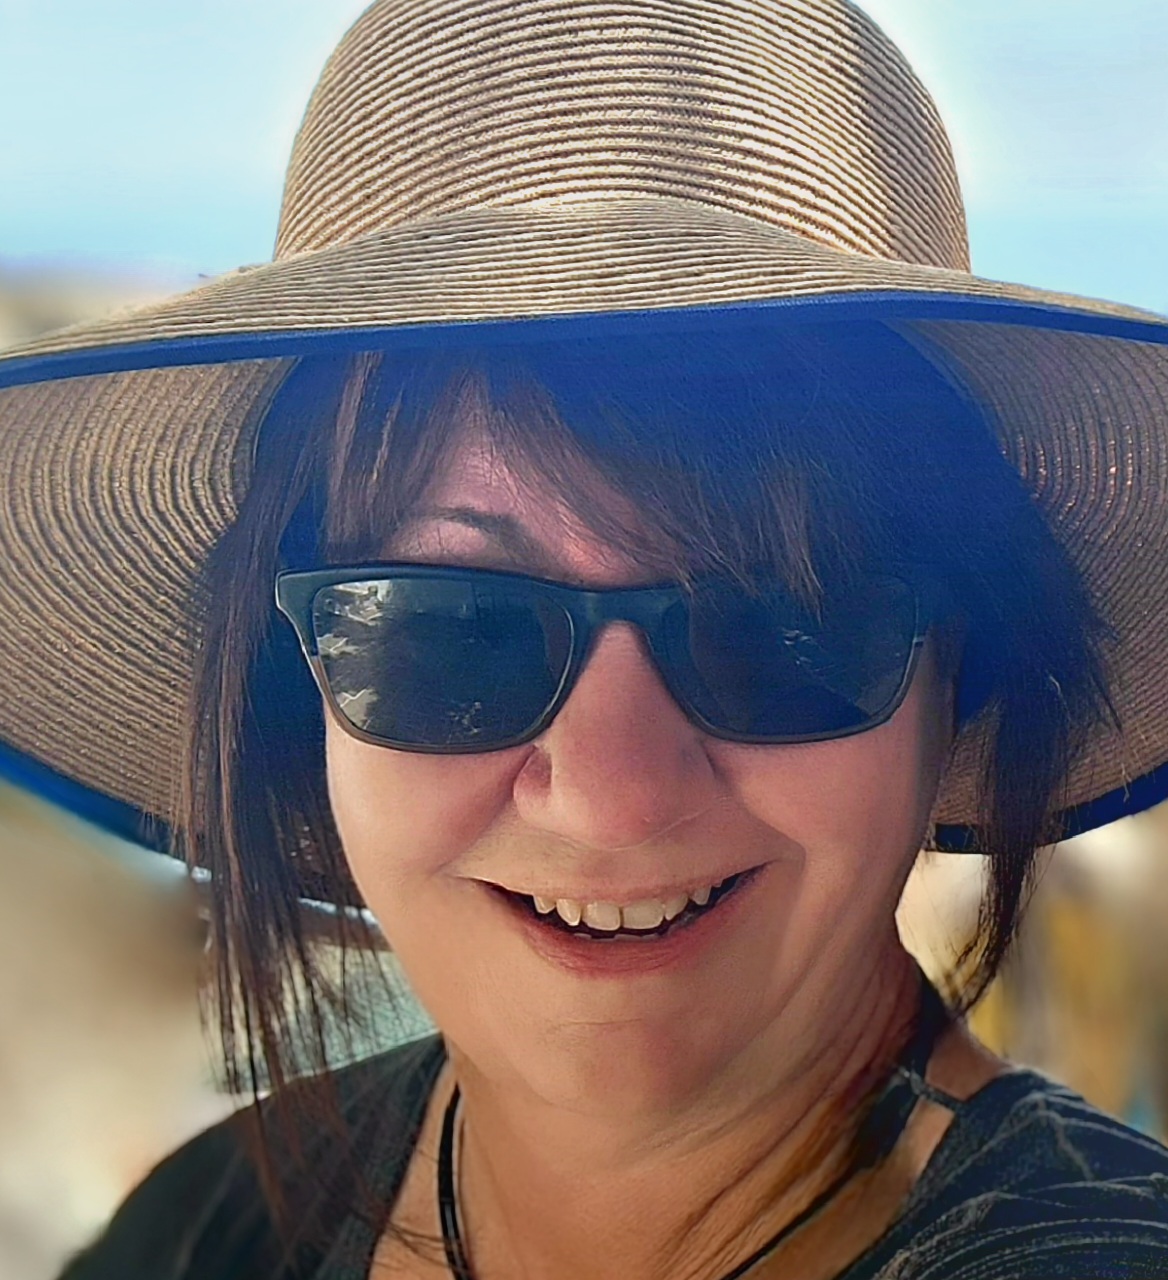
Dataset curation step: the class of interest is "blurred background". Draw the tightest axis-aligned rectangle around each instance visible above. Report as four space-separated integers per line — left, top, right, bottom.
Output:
1 1 1166 1276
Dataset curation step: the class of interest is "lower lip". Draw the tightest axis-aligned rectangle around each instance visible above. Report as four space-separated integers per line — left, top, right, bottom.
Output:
487 866 768 978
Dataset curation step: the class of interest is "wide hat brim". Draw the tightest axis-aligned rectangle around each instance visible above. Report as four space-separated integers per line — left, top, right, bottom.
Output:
2 195 1167 883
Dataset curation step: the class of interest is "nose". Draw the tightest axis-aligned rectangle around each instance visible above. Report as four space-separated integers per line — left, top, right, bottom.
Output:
510 623 720 850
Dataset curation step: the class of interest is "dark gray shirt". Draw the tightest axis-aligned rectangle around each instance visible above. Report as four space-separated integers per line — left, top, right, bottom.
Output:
59 1033 1168 1279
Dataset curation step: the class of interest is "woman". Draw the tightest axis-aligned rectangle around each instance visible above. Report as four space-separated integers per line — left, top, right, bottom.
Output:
2 0 1168 1276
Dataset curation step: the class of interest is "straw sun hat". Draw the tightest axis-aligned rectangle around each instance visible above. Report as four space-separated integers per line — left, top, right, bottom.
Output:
1 0 1166 882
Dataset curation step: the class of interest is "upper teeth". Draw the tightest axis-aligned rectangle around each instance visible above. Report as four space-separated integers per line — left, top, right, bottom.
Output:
531 879 724 931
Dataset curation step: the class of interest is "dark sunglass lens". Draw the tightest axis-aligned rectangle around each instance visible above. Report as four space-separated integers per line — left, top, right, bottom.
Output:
661 577 919 739
311 577 572 748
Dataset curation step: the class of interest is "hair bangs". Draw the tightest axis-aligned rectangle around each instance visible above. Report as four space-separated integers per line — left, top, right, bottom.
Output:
315 325 993 613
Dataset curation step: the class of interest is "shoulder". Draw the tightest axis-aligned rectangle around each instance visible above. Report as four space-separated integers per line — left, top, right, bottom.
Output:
934 1067 1168 1186
863 1069 1168 1280
57 1034 446 1280
845 1070 1168 1280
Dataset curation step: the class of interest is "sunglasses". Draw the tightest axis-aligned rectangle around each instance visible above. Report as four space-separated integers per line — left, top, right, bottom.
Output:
274 564 931 753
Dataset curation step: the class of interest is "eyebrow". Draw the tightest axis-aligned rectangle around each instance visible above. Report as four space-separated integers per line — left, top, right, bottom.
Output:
397 506 557 574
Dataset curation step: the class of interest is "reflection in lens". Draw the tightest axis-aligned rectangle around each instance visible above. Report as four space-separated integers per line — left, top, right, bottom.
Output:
312 577 571 747
661 577 917 738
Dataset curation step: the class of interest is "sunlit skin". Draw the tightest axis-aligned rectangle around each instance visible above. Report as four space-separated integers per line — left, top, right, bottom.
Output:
327 405 1004 1280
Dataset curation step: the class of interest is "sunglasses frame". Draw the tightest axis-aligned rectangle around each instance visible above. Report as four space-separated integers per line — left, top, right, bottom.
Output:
275 562 932 754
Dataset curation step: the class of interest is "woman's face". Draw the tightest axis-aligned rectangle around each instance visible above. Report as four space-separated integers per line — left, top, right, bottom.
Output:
325 422 956 1115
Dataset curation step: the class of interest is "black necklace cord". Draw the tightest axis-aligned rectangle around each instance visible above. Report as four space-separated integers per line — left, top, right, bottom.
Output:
437 979 951 1280
438 1084 475 1280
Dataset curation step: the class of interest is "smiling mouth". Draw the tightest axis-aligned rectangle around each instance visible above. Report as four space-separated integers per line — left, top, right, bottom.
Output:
492 869 760 941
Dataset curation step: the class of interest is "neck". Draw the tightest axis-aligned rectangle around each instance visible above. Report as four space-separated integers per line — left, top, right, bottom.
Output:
446 945 923 1280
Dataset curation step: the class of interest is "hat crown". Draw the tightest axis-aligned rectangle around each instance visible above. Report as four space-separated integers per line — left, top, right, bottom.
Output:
275 0 970 271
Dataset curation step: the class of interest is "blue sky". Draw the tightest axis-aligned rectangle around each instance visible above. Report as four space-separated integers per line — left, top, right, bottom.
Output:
1 0 1165 312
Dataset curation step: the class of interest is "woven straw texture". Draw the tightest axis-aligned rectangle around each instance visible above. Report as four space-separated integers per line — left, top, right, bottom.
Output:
1 0 1167 893
273 0 969 268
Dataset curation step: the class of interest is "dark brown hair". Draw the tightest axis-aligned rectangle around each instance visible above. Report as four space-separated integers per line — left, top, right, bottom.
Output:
179 324 1114 1270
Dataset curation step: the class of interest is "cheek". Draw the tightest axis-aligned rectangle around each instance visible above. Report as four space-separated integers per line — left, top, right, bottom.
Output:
323 714 518 898
710 662 951 899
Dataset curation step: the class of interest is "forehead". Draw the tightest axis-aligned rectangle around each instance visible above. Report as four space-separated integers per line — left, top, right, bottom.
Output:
391 422 666 584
